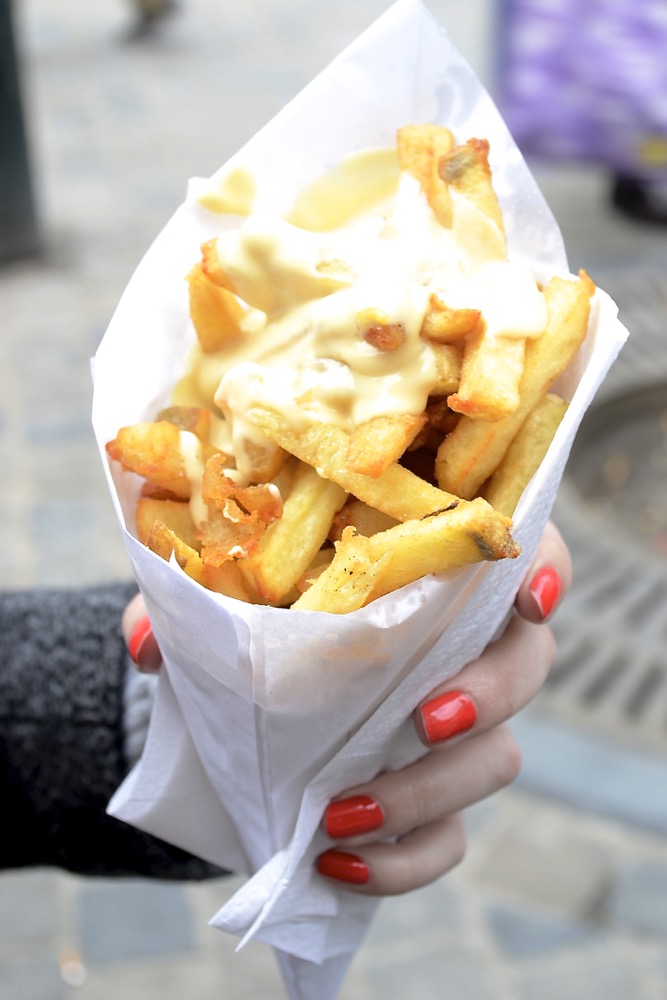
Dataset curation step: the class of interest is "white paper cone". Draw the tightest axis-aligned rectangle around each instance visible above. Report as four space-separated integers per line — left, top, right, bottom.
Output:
95 2 629 997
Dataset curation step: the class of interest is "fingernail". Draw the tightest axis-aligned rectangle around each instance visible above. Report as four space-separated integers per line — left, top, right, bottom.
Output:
529 566 562 620
325 796 384 839
316 849 370 885
419 690 476 745
128 616 162 672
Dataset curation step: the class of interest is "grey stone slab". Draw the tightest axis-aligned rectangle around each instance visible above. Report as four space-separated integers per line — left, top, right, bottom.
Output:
78 881 196 965
513 710 667 835
361 946 495 1000
0 958 64 1000
518 950 649 1000
607 861 667 937
365 880 464 949
473 824 613 918
487 903 604 959
0 871 58 945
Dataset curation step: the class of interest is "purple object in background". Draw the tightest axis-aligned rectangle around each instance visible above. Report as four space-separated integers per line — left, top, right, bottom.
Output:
496 0 667 180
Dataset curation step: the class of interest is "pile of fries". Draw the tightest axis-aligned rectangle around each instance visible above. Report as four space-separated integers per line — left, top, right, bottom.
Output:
107 125 593 614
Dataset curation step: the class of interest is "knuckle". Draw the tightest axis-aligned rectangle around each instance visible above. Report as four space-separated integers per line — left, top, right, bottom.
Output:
401 770 441 832
493 726 523 788
447 819 467 870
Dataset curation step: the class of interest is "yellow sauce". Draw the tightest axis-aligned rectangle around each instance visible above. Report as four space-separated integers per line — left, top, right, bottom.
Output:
190 165 257 216
178 431 208 528
178 147 547 483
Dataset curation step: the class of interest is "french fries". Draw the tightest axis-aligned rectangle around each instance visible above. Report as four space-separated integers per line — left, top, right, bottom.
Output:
482 393 568 516
106 124 595 613
435 271 593 499
187 263 247 352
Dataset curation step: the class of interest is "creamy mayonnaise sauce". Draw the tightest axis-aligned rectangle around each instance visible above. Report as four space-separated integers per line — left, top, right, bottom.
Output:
177 147 547 484
177 431 208 528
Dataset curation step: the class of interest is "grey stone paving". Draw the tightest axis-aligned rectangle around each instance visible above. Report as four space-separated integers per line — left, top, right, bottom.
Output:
2 0 667 997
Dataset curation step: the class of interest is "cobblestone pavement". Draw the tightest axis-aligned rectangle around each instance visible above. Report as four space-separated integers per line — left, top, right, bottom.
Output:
2 1 667 997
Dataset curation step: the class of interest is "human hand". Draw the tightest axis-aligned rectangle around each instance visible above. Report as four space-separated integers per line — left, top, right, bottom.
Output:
122 520 571 895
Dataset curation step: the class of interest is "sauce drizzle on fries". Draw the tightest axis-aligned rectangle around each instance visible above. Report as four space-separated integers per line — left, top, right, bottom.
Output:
106 124 594 612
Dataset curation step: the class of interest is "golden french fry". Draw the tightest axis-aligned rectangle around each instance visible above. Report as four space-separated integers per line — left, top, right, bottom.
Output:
202 560 254 602
438 138 506 237
244 404 461 522
110 125 596 613
200 238 236 291
240 460 347 603
156 404 213 441
139 481 184 502
482 393 568 516
420 293 481 344
365 496 519 600
200 454 283 566
136 497 199 550
397 124 455 226
328 499 399 542
435 272 594 499
447 329 527 421
346 413 427 478
430 341 463 396
295 497 518 610
146 520 252 601
291 529 384 614
240 436 289 484
187 262 247 353
106 421 220 500
295 549 336 593
425 398 460 437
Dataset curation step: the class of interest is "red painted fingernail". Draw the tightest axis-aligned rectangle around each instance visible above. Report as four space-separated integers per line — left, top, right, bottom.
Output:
128 616 162 672
325 796 384 839
529 566 562 620
316 849 370 885
419 690 477 745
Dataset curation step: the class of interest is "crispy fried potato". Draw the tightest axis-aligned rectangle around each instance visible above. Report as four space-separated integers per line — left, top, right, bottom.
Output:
200 454 283 565
436 272 593 499
240 460 347 603
199 238 236 291
240 436 289 484
430 341 463 396
139 481 184 501
425 398 460 437
328 499 399 542
291 529 384 614
146 520 252 600
136 497 199 550
397 124 455 226
146 521 207 586
447 328 527 421
421 293 481 344
438 138 506 238
106 422 220 500
482 393 568 516
110 125 590 613
295 549 335 593
187 262 247 353
295 497 519 610
244 404 461 521
346 413 427 478
156 404 213 441
365 496 519 600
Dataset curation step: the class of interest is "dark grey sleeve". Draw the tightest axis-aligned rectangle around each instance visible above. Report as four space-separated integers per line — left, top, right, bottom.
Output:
0 583 224 880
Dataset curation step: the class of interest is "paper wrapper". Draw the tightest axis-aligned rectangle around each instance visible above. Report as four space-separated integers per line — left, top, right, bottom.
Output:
92 2 629 997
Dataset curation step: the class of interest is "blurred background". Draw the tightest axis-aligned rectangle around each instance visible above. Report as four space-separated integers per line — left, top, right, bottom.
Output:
1 0 666 997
